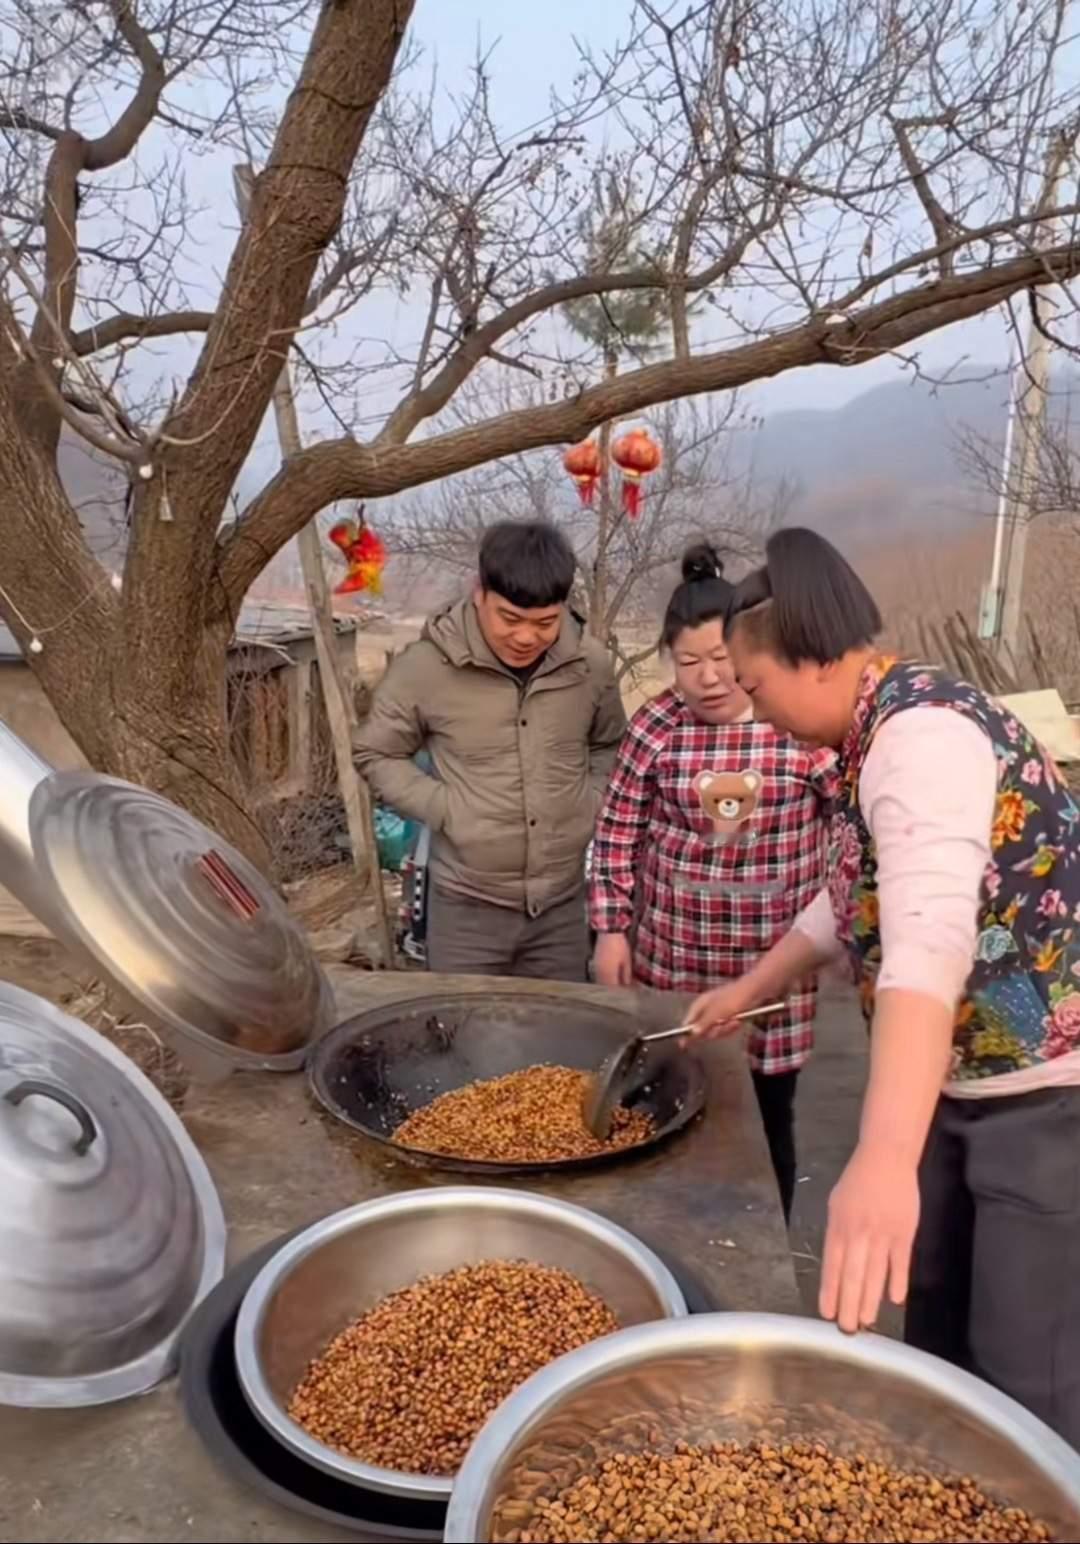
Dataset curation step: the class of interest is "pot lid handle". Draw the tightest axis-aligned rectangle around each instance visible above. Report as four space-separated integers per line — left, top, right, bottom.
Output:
197 850 261 921
4 1079 98 1157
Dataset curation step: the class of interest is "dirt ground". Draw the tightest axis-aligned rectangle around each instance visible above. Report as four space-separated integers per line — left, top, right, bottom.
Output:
0 932 884 1330
0 933 94 1005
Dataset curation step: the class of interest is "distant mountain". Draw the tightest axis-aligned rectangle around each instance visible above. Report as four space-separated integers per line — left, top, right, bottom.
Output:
738 373 1019 547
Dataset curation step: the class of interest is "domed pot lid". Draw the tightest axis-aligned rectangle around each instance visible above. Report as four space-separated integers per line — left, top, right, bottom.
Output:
28 772 335 1068
0 981 227 1407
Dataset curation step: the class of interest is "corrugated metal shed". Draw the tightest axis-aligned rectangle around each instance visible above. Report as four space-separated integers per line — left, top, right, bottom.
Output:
0 601 376 663
233 600 358 648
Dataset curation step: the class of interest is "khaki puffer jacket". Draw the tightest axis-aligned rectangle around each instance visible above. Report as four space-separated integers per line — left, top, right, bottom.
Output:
352 599 627 914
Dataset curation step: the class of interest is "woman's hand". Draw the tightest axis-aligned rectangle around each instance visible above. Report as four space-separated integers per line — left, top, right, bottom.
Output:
685 927 827 1041
593 932 633 988
685 979 755 1040
819 1143 920 1332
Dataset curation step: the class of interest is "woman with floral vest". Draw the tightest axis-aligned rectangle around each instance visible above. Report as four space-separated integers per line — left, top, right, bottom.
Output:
687 526 1080 1450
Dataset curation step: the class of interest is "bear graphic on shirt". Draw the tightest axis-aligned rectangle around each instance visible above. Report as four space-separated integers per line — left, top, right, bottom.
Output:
693 768 763 837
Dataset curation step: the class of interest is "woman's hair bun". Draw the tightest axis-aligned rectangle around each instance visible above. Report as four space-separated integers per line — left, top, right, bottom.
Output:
681 542 725 584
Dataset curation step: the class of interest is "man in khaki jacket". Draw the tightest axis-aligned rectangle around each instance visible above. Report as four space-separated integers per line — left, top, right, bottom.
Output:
353 521 626 979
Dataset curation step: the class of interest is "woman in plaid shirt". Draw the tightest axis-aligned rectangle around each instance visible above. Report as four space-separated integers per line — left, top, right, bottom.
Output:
589 545 836 1219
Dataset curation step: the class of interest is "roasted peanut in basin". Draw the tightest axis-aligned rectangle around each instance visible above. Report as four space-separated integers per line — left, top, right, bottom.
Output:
392 1063 655 1162
492 1440 1055 1544
287 1259 618 1476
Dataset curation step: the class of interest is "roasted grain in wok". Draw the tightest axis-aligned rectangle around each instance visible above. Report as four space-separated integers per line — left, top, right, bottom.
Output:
287 1259 618 1476
392 1063 655 1162
492 1439 1054 1544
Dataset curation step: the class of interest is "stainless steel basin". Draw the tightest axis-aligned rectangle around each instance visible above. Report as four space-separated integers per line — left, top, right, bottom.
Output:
234 1187 688 1501
445 1313 1080 1541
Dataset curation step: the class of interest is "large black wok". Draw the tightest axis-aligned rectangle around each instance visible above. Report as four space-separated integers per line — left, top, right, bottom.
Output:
307 990 707 1176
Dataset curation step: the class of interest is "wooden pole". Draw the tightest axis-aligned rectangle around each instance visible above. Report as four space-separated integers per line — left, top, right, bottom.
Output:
996 135 1073 665
288 656 313 787
589 348 619 639
233 166 395 969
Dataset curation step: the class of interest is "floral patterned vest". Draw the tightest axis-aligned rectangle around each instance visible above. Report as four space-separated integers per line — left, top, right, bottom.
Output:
830 657 1080 1081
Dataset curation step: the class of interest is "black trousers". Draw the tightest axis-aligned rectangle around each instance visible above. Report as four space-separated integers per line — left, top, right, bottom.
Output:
905 1087 1080 1451
751 1068 799 1224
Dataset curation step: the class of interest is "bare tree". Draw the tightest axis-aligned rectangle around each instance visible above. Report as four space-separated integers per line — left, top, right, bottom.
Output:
956 379 1080 528
0 0 1079 862
389 389 783 677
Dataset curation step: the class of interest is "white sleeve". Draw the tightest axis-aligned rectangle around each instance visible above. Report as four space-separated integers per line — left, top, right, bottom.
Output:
792 886 844 960
860 707 997 1008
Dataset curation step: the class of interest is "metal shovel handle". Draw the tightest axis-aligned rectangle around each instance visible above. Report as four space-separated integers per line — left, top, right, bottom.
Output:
640 1000 787 1045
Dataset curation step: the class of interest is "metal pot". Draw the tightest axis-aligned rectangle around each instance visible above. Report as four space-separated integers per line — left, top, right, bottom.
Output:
0 982 226 1407
0 718 330 1413
234 1187 688 1502
445 1313 1080 1542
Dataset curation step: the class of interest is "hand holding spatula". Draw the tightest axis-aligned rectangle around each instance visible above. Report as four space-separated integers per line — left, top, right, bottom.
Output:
582 1000 787 1140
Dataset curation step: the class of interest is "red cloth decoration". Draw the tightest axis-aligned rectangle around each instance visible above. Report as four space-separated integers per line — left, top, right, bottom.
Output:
328 518 387 596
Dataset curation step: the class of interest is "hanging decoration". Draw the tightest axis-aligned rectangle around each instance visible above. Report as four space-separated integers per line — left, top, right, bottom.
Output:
328 514 387 596
611 428 662 519
562 439 604 506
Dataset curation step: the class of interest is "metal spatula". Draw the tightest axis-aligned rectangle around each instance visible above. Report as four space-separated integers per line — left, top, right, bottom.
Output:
582 1001 787 1140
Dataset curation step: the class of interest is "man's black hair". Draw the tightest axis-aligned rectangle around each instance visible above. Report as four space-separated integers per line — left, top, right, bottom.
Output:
478 520 576 609
726 527 882 664
660 542 735 650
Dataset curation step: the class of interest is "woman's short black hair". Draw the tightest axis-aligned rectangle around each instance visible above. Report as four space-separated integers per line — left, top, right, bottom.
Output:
478 520 576 609
725 527 882 664
660 542 735 650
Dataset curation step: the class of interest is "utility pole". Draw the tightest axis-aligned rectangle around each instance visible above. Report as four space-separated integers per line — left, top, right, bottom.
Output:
233 167 394 969
994 133 1074 665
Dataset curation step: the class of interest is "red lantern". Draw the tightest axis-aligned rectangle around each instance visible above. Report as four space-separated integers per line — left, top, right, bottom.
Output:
562 439 604 506
611 428 662 519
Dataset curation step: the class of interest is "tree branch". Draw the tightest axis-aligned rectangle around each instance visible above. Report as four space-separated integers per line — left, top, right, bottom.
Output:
222 240 1078 605
70 309 217 356
375 248 743 446
29 130 83 356
890 115 961 277
0 108 63 142
82 2 166 173
304 216 400 315
68 234 395 358
0 228 147 461
22 0 168 451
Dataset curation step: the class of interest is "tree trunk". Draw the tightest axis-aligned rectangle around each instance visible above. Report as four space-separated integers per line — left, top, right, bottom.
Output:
34 614 271 869
0 1 413 879
0 400 268 868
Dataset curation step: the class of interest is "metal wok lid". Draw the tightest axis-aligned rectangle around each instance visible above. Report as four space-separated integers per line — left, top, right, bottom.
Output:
28 772 334 1068
0 981 226 1407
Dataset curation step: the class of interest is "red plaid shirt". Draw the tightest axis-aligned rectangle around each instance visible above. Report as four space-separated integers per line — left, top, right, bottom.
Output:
588 690 836 1074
